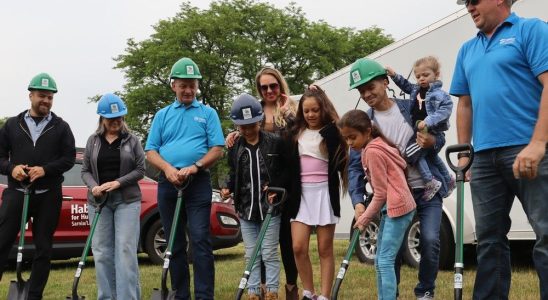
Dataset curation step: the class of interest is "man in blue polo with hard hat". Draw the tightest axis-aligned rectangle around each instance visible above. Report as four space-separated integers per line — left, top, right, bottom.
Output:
146 57 224 299
0 73 75 299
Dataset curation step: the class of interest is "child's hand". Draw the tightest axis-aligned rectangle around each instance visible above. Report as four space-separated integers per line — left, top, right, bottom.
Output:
354 203 366 222
220 188 231 200
267 192 277 204
418 121 427 131
385 66 396 77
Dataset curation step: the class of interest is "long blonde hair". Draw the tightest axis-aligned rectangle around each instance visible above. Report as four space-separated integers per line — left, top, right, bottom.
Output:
255 67 297 128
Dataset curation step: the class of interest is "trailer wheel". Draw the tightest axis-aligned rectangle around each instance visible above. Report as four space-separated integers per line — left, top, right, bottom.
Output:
351 216 380 265
144 218 193 265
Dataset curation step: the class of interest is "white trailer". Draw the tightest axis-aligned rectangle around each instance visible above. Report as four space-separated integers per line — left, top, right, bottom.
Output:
314 0 547 267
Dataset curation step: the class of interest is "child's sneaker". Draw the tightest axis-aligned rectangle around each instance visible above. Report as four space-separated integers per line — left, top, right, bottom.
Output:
265 292 279 300
446 175 456 196
248 293 261 300
423 178 442 201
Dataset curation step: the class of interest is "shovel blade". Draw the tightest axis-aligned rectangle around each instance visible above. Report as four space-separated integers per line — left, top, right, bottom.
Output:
7 280 29 300
150 288 177 300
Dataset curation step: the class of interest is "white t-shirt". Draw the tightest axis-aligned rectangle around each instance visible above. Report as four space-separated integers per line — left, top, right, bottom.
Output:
298 128 328 161
372 101 424 188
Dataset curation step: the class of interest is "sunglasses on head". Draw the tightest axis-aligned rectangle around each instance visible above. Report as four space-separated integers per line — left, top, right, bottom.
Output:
260 83 280 92
465 0 479 6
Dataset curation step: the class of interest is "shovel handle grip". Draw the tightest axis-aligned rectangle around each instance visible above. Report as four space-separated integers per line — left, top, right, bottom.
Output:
445 144 474 175
265 187 287 209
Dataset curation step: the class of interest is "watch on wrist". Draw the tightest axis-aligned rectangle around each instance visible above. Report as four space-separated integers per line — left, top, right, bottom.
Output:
194 161 204 170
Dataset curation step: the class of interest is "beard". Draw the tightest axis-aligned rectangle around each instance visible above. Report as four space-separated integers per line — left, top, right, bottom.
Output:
31 102 51 117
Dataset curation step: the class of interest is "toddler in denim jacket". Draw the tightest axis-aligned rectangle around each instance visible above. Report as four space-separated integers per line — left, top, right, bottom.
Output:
386 56 455 200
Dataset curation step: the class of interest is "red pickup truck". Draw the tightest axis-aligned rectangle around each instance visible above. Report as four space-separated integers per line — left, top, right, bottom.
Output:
0 158 241 264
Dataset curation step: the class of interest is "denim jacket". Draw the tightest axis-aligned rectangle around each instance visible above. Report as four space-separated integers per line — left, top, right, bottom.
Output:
391 73 453 132
348 99 449 207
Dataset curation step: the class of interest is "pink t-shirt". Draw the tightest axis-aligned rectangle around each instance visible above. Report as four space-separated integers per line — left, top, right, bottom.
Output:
300 155 328 183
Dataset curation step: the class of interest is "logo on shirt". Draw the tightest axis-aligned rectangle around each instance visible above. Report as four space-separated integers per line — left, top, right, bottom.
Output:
193 116 206 123
351 70 362 83
499 37 515 45
186 65 195 75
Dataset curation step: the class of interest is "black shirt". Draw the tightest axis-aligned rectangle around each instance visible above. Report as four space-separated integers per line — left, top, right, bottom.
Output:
411 87 428 125
97 135 122 184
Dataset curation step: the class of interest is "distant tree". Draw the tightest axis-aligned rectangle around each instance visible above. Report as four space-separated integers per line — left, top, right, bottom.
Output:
0 117 7 128
114 0 393 186
115 0 392 139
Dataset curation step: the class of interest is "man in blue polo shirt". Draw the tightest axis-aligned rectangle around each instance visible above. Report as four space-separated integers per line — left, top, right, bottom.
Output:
450 0 548 298
145 57 225 300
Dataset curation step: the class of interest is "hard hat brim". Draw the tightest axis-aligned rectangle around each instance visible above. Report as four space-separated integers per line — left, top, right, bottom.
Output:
28 87 58 93
99 111 128 119
231 114 264 125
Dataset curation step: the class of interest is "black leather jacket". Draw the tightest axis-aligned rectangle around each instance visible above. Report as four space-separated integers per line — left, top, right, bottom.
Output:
225 131 288 221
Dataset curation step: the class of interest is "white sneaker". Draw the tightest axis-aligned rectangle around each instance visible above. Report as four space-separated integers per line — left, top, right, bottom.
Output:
417 291 434 300
423 178 442 201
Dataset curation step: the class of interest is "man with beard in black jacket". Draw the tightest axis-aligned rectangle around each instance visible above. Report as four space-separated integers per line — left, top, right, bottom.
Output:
0 73 75 299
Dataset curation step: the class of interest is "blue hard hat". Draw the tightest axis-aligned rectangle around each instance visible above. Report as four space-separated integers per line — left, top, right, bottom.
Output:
97 93 127 118
230 93 264 125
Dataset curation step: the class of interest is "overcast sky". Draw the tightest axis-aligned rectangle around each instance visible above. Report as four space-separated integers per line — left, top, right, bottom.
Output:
0 0 464 146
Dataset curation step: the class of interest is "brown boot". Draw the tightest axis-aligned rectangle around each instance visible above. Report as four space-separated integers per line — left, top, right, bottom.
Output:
265 292 278 300
285 284 299 300
248 293 261 300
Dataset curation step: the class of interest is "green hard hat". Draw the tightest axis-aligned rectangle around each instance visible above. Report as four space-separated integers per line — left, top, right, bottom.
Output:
348 58 387 90
28 73 58 93
170 57 202 79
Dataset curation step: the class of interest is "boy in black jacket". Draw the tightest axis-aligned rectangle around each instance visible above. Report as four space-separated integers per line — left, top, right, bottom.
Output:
0 73 75 299
221 94 287 300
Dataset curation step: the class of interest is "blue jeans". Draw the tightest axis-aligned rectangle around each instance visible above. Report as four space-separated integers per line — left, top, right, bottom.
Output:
157 171 214 300
88 191 141 300
240 216 281 295
471 145 548 300
376 209 414 300
417 152 452 184
412 189 443 297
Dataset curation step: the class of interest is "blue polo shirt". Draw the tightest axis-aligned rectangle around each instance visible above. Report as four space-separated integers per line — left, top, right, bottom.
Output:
450 13 548 152
145 98 225 168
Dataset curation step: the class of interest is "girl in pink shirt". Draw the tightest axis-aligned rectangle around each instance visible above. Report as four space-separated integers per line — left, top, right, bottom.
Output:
286 87 347 300
339 109 416 299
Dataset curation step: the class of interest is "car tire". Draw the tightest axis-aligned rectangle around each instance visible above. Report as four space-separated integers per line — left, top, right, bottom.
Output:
402 214 455 270
144 219 166 265
144 218 193 265
351 216 380 265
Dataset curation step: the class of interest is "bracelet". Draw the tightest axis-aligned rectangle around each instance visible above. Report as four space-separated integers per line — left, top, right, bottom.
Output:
457 152 471 159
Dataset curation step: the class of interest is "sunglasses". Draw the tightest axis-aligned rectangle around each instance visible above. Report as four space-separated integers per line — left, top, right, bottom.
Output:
465 0 479 6
260 83 280 92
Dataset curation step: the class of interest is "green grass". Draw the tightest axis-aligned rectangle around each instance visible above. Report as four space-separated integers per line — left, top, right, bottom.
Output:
0 239 540 299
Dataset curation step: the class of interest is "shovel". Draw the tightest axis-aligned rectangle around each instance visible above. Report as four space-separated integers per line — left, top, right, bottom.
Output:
331 185 373 300
235 186 287 300
445 143 474 300
7 182 32 300
66 193 109 300
151 178 193 300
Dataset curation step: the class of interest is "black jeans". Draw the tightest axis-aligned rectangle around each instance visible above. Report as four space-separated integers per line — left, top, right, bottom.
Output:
0 186 62 300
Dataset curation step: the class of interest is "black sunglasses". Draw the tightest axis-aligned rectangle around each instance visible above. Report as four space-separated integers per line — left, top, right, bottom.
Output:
260 83 280 92
465 0 479 6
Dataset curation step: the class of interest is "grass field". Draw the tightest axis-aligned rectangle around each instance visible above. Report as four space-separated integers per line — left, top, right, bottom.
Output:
0 239 540 299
